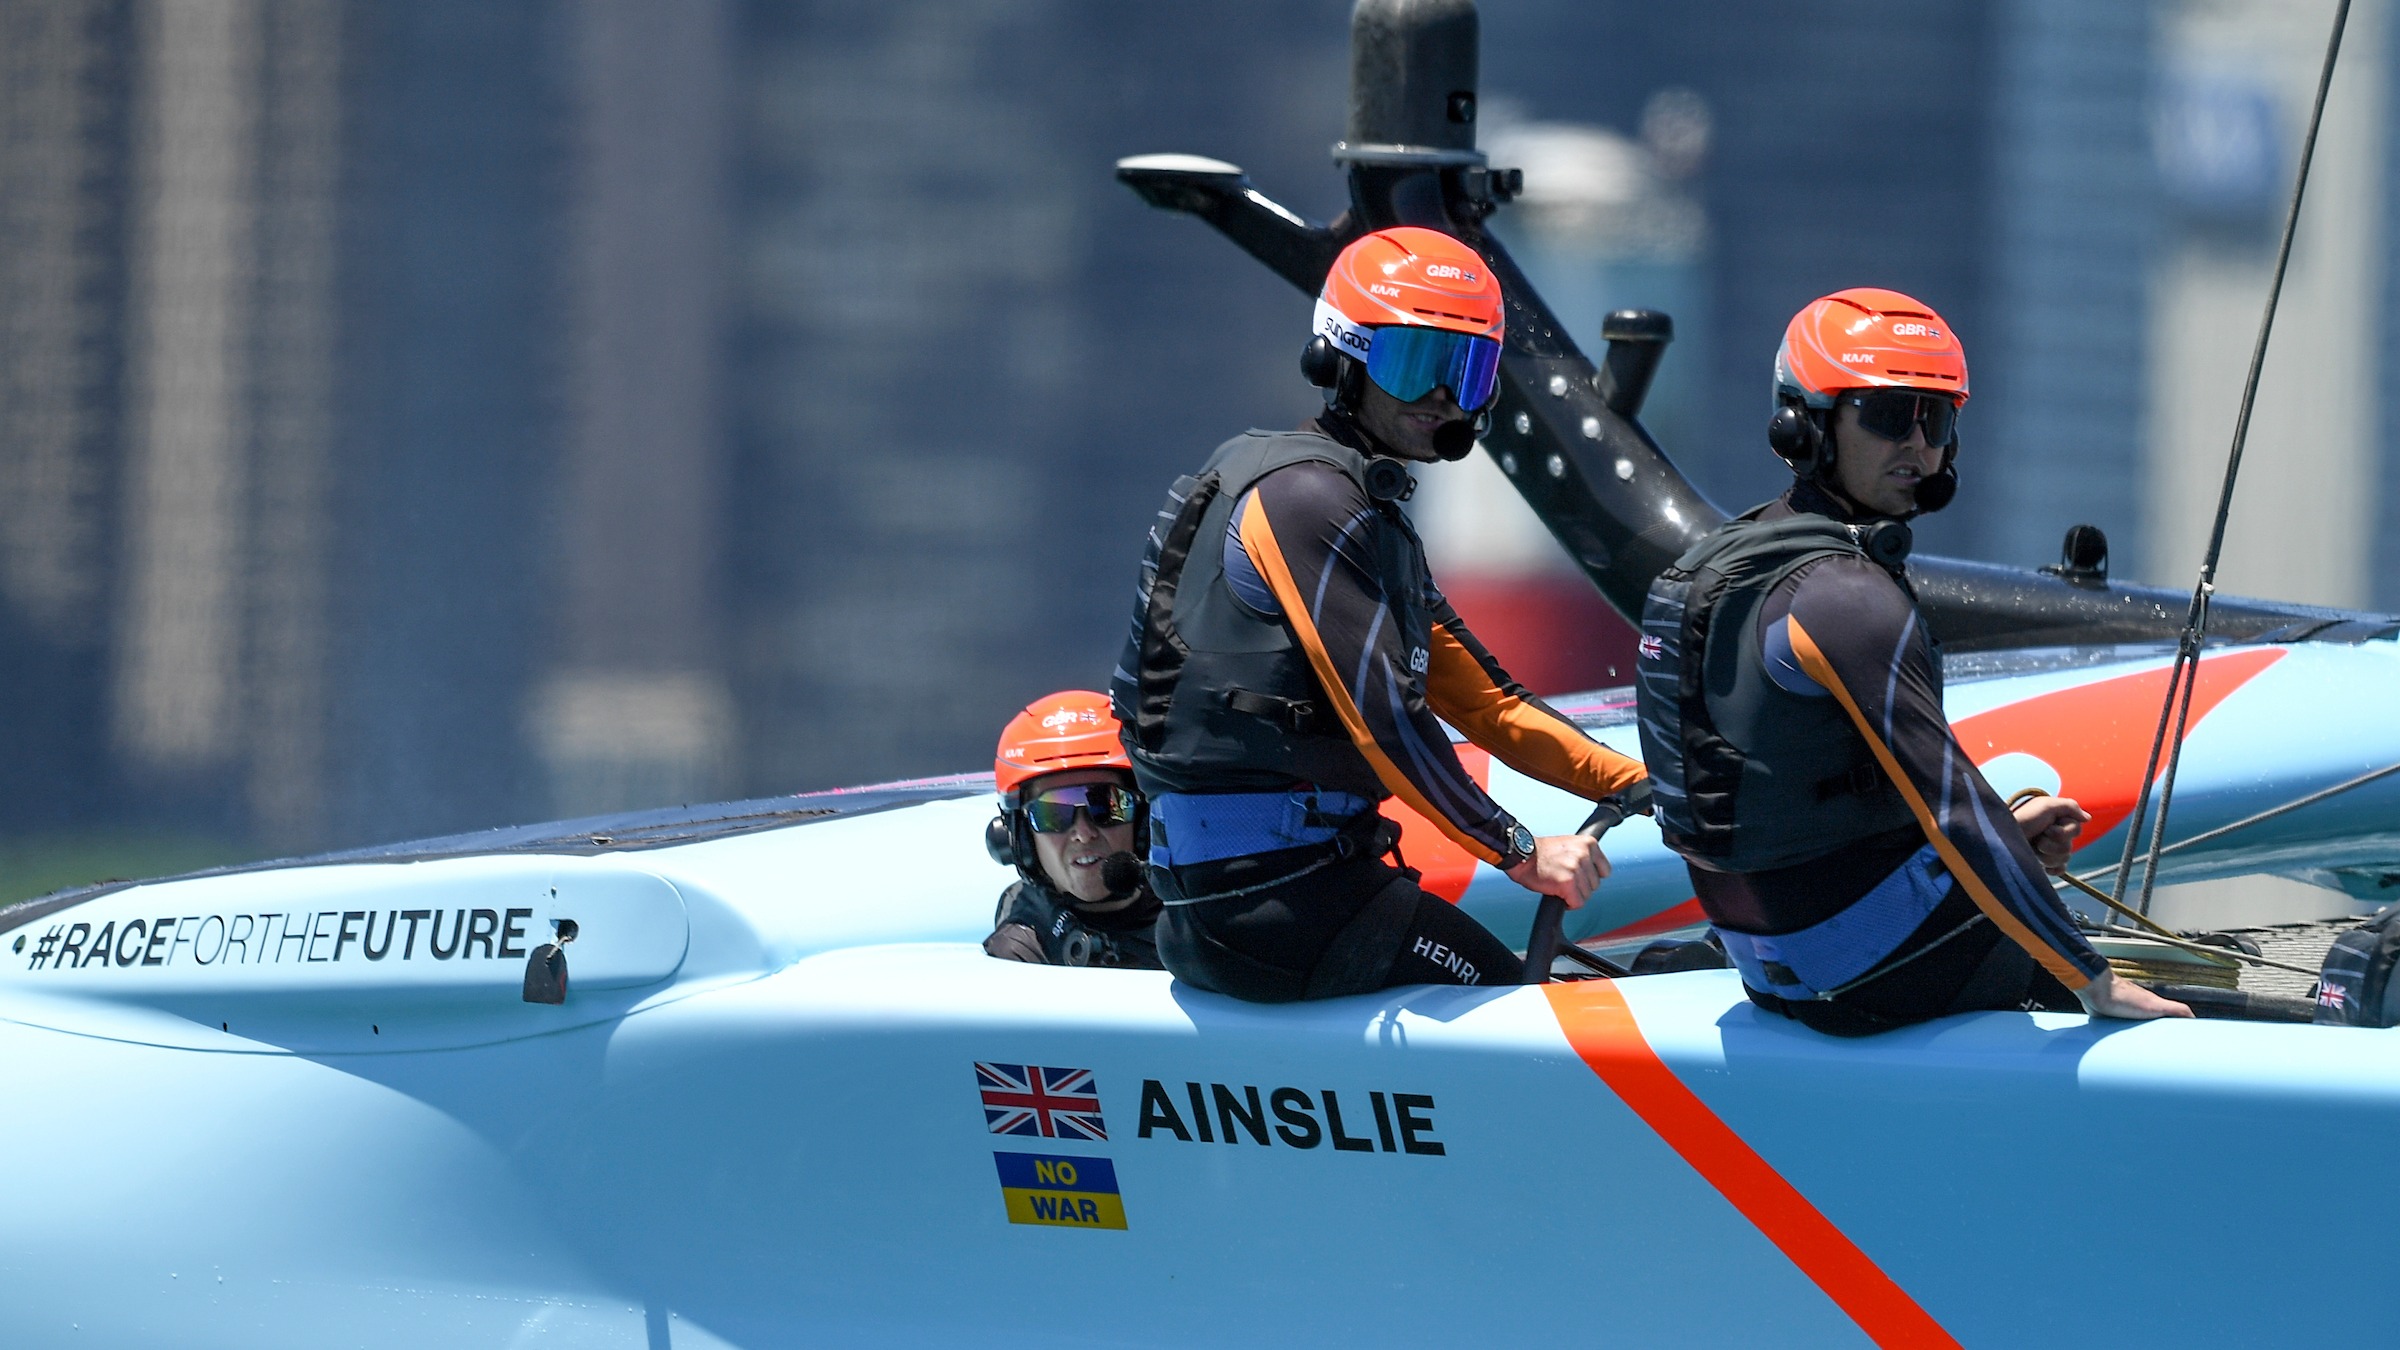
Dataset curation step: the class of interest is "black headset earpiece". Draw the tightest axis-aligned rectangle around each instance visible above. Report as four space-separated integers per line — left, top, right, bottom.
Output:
1300 336 1342 390
1766 404 1828 475
988 805 1042 873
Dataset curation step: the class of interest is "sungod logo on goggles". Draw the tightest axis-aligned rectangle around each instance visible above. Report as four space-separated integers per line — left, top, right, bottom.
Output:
1321 315 1371 356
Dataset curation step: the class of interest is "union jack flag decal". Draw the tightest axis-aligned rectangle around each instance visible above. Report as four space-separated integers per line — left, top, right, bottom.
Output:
976 1062 1106 1141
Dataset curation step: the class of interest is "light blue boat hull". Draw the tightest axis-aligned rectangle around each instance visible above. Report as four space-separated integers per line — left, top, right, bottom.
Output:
7 640 2400 1346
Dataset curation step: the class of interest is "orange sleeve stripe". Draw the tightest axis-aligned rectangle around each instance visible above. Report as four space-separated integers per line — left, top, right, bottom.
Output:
1544 981 1963 1350
1239 499 1506 866
1785 616 2091 990
1424 624 1647 799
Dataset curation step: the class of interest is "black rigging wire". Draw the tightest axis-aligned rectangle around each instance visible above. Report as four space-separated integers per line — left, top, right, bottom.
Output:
2109 0 2355 915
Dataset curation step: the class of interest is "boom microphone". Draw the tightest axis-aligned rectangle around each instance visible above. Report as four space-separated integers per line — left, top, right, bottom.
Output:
1100 851 1148 900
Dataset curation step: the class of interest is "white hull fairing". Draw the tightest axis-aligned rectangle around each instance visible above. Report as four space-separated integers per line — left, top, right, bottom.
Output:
5 639 2400 1347
7 948 2400 1347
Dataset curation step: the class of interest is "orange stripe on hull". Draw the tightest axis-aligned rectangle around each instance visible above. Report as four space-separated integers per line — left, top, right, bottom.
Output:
1543 981 1961 1350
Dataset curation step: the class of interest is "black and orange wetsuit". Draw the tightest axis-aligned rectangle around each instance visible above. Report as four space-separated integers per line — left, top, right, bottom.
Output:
1113 415 1644 1002
1639 482 2105 1035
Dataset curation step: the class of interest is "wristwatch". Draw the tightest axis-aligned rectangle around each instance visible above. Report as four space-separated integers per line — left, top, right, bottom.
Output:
1501 821 1536 871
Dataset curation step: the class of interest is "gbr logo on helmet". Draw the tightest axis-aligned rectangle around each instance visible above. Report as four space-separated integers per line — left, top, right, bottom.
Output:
1041 707 1102 731
1890 321 1945 339
1423 263 1480 283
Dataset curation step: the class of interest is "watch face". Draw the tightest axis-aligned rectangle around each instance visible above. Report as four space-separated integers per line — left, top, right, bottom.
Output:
1510 824 1535 858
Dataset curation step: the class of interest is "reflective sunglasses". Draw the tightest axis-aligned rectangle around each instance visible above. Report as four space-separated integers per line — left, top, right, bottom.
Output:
1023 783 1140 834
1843 389 1960 448
1365 325 1503 412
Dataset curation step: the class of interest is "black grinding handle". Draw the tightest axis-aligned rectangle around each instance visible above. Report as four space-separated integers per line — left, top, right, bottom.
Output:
1521 801 1628 985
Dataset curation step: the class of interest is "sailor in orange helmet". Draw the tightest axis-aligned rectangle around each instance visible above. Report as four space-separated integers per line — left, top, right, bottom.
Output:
1632 289 2189 1033
1111 226 1649 1002
982 691 1163 969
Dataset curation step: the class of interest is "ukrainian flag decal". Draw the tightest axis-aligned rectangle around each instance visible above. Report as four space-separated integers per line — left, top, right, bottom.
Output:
993 1152 1127 1230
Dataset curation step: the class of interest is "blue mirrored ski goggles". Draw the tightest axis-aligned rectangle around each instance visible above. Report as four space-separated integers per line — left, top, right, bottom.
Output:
1364 325 1503 411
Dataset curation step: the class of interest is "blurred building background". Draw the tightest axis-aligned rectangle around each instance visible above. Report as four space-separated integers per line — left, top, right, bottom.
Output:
0 0 2391 904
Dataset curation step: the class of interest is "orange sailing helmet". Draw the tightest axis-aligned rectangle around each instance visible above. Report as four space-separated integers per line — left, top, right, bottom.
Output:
1773 287 1969 411
1769 287 1968 512
993 690 1130 805
1314 226 1504 345
1306 227 1506 418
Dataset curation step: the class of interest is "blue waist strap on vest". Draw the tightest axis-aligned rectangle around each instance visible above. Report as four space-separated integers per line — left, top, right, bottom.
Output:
1149 789 1378 869
1714 844 1954 1001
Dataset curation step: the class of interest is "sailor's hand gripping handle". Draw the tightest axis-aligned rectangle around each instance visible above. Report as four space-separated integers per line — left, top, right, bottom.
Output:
1521 794 1638 985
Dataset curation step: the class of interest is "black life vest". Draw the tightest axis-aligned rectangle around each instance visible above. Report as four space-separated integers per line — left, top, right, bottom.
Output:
1114 429 1430 801
1633 510 1920 873
991 880 1163 969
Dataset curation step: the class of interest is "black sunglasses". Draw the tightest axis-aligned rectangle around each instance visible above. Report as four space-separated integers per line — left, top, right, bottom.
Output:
1843 390 1959 448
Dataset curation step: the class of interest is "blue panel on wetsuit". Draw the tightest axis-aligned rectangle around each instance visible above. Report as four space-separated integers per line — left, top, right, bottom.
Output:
1149 789 1375 867
1761 615 1828 698
1222 494 1281 617
1716 845 1954 998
